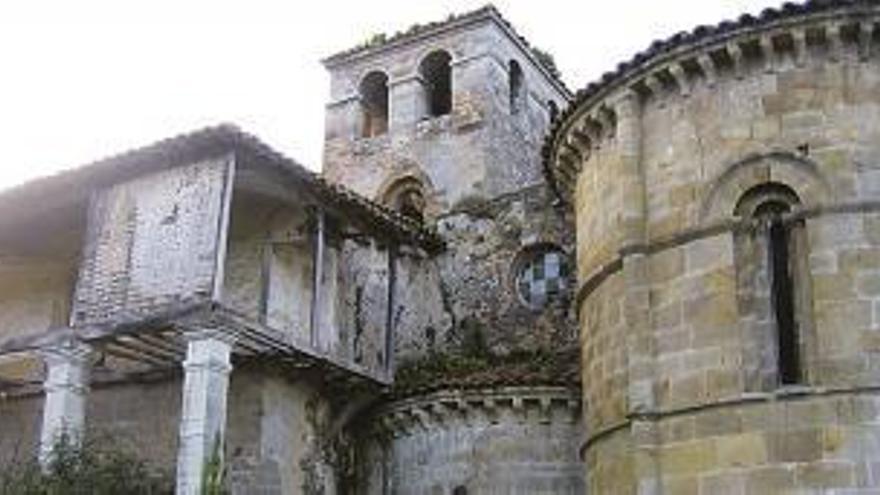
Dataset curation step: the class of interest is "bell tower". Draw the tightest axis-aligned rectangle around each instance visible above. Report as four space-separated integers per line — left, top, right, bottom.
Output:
321 6 570 219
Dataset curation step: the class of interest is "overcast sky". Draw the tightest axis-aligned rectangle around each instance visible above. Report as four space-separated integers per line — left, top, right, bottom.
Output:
0 0 783 190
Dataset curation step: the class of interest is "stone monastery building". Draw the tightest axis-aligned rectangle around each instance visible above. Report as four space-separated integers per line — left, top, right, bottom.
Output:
2 1 880 493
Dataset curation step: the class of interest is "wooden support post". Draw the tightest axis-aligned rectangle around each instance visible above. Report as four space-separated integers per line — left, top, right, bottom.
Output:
385 244 398 373
310 209 326 349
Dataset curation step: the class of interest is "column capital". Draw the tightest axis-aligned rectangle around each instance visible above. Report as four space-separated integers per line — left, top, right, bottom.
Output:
180 331 233 375
40 338 94 367
182 328 236 345
388 73 425 88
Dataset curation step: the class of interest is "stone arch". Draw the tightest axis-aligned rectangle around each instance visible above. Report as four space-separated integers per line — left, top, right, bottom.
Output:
419 50 453 117
377 168 436 221
700 151 832 223
358 70 389 138
732 181 814 390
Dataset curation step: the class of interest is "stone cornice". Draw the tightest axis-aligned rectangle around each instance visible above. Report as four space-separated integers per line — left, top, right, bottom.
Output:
371 386 581 437
581 384 880 459
321 6 571 99
545 2 880 200
574 199 880 314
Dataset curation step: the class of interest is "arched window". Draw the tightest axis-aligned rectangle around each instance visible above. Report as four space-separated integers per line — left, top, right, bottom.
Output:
359 71 389 137
509 60 524 114
382 177 426 222
734 183 806 387
420 50 452 117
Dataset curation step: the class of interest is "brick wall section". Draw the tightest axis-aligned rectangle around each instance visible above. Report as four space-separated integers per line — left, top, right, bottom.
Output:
73 157 229 324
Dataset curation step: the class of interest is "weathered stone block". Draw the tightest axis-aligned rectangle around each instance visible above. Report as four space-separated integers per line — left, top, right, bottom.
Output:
715 433 768 469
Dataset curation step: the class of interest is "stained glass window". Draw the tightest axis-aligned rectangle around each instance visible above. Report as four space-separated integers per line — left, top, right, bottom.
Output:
517 249 568 309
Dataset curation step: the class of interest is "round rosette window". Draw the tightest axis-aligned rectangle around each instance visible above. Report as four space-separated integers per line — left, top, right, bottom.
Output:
515 245 570 310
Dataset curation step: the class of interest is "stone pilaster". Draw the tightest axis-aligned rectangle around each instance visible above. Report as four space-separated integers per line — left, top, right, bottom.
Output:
175 331 234 495
615 89 661 494
39 339 93 467
389 75 427 131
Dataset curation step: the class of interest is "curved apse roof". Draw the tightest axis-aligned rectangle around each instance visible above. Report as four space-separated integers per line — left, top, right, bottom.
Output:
543 0 880 199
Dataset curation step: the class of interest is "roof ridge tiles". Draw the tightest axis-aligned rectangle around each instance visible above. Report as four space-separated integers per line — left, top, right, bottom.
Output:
542 0 880 198
0 123 445 252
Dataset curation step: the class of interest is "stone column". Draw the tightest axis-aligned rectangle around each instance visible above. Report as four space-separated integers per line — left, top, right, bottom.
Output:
175 331 233 495
389 75 427 130
39 340 93 467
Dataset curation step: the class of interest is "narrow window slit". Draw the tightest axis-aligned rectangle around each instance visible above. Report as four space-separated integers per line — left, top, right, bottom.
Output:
735 183 807 390
766 212 801 385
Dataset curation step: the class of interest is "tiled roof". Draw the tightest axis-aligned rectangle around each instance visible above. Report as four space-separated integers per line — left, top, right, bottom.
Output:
542 0 879 198
322 4 571 97
0 124 445 252
391 348 581 399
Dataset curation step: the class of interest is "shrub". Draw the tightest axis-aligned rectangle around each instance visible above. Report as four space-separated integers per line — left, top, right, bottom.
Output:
0 432 172 495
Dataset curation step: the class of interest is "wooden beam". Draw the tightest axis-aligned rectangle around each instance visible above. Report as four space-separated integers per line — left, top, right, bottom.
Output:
309 209 326 349
212 153 237 302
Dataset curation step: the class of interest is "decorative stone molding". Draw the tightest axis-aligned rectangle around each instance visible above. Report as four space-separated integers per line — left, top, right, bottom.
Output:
371 386 581 438
547 5 880 198
699 150 833 223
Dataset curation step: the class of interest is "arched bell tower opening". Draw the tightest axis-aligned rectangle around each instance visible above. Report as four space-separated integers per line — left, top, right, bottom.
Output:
359 71 389 138
419 50 452 118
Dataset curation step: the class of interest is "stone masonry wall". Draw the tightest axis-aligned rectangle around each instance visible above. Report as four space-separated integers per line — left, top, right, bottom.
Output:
322 13 575 361
323 18 566 209
0 257 76 341
0 394 42 466
0 366 341 495
369 184 575 363
558 9 880 494
357 387 584 494
431 185 575 356
85 377 182 470
226 367 337 495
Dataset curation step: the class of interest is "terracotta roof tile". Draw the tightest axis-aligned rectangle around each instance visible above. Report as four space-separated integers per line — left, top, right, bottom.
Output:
0 124 444 252
542 0 880 199
392 349 581 399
